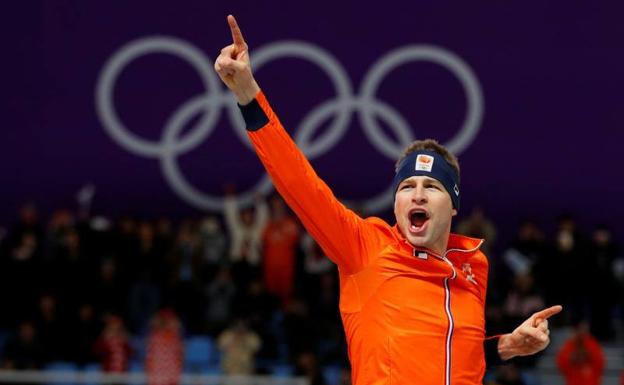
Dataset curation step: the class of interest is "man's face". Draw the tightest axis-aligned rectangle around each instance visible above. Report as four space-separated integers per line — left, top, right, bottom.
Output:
394 176 456 254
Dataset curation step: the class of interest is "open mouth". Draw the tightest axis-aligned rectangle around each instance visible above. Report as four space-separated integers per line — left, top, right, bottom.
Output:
409 209 430 232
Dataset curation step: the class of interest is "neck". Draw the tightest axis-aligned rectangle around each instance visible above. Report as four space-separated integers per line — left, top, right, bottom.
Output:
428 233 450 255
399 231 450 256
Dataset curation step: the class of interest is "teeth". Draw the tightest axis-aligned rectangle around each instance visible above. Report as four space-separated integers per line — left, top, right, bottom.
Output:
410 223 425 232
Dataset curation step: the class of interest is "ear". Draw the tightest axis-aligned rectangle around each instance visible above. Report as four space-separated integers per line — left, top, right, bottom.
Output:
451 208 458 217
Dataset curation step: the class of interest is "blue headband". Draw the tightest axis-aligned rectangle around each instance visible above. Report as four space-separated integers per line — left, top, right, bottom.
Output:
392 150 460 211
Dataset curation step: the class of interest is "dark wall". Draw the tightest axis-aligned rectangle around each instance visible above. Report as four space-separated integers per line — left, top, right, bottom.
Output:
4 0 623 245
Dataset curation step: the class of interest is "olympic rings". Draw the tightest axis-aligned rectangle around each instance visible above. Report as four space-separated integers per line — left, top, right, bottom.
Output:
95 37 484 212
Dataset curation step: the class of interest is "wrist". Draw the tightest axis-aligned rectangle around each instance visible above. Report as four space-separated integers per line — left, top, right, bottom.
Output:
234 80 261 106
497 333 515 361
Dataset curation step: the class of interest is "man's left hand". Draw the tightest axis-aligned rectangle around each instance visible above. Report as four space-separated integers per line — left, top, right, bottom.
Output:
497 305 563 361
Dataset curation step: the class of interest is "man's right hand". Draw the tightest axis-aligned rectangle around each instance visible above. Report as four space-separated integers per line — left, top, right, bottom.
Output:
214 15 260 105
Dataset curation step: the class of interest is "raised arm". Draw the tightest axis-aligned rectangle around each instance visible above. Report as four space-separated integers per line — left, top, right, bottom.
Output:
223 194 243 235
214 15 387 273
251 195 269 237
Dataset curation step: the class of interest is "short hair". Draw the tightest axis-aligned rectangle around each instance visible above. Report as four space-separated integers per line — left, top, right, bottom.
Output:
395 139 460 183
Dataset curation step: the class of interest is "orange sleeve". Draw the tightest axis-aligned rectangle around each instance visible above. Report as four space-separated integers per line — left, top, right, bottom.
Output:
244 91 387 273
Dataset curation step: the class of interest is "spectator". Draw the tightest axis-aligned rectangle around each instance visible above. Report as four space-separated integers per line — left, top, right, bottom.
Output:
311 271 341 362
2 205 45 328
588 225 619 341
34 293 67 362
204 267 236 334
295 350 326 385
93 315 132 373
145 309 183 385
166 220 203 333
114 216 140 272
128 221 163 333
223 192 268 285
262 195 300 303
485 363 527 385
487 221 545 338
42 209 76 290
217 318 261 375
502 274 545 327
2 321 44 369
8 203 43 249
300 232 335 304
557 321 604 385
91 258 126 318
301 233 334 275
69 303 100 366
154 218 174 259
456 206 497 256
52 226 92 311
234 278 280 360
502 220 545 279
4 231 41 326
283 299 317 361
501 274 545 368
199 216 227 276
536 214 585 323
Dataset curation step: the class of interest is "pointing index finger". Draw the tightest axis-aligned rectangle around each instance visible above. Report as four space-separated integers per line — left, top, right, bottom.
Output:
227 15 246 49
533 305 563 324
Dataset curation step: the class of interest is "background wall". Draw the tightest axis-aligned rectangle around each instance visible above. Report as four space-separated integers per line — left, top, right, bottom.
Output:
4 0 623 242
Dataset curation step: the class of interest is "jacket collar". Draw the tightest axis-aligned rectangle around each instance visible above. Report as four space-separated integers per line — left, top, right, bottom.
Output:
391 224 484 258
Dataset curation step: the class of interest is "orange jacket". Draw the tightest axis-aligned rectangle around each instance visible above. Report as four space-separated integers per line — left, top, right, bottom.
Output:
556 334 604 385
246 91 489 385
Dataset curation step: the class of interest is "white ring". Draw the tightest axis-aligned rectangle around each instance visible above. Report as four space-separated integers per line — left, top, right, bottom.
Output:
96 37 484 212
360 45 484 155
95 36 222 157
160 95 274 210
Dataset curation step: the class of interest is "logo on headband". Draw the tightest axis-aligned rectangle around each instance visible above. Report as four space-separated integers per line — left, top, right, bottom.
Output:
415 154 434 172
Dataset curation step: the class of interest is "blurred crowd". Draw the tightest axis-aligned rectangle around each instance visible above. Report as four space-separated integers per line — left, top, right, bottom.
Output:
458 208 623 385
0 196 622 385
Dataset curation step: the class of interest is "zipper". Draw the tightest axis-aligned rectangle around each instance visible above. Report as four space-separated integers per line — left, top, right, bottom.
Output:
410 239 484 385
440 255 456 385
410 245 456 385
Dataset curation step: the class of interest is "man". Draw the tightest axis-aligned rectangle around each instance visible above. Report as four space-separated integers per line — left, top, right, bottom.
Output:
262 195 300 304
214 15 561 385
556 321 605 385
